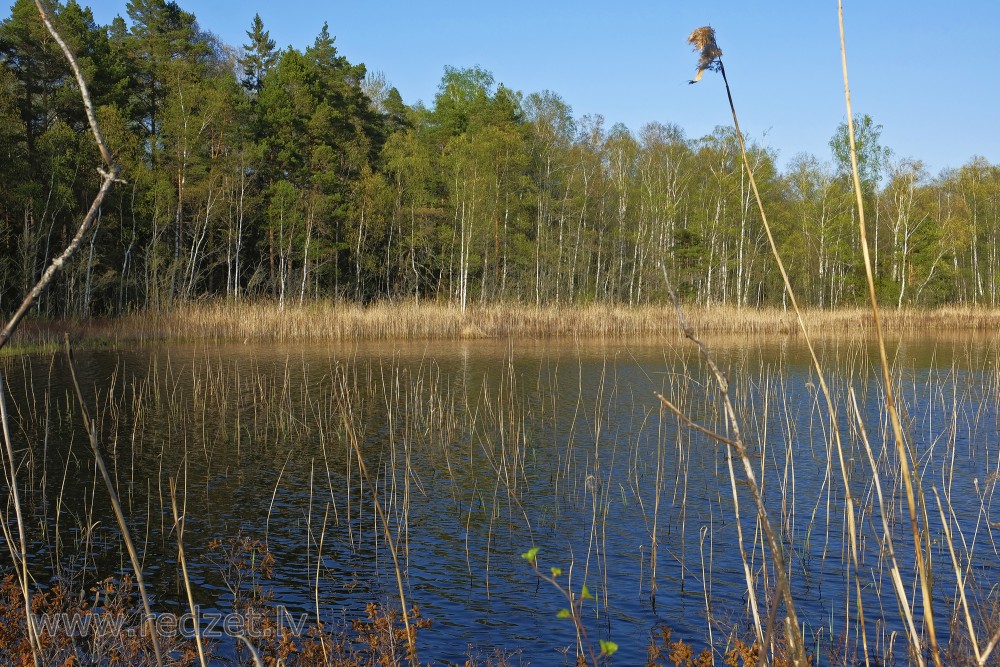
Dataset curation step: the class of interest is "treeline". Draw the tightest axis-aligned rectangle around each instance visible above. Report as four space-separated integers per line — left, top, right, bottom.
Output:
2 0 999 317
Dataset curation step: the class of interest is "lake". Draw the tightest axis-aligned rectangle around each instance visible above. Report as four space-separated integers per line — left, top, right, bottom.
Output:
3 334 998 665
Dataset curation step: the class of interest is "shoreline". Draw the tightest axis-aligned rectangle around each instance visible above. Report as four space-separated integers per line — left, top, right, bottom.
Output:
7 301 1000 351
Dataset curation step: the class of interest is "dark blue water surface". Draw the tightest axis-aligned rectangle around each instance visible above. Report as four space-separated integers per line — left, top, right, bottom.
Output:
3 334 999 665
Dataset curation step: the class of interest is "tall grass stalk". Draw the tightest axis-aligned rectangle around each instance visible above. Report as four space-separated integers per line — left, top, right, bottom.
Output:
689 21 878 663
699 523 714 649
837 3 940 664
649 403 666 605
0 375 41 667
660 265 807 665
169 475 208 667
65 338 165 667
265 451 293 549
315 503 332 665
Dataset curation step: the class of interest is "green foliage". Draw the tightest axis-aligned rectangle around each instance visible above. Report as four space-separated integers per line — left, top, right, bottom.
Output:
0 3 997 314
522 547 613 667
239 13 276 93
830 113 891 195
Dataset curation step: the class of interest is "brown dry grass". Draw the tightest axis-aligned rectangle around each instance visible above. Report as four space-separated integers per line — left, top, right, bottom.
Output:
11 301 1000 347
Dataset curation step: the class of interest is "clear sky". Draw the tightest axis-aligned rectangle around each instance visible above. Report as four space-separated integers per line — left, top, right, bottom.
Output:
23 1 1000 175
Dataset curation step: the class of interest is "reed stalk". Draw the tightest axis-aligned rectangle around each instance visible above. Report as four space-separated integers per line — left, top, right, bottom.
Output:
336 375 419 666
837 4 940 665
0 375 41 667
659 264 808 665
65 337 164 667
699 524 714 649
315 503 332 665
169 475 208 667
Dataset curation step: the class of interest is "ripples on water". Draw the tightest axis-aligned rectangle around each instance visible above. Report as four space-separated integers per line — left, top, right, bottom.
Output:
3 334 999 665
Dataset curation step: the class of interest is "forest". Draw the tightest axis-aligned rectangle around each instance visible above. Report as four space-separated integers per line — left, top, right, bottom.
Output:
2 0 999 319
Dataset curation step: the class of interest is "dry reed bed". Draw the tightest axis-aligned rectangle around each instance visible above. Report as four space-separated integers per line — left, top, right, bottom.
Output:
16 302 1000 346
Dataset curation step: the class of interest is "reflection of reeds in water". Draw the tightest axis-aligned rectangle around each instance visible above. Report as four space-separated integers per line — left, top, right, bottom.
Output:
3 338 1000 664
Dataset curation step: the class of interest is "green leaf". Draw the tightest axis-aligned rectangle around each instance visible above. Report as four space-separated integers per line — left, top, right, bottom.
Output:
521 547 539 564
581 584 594 600
550 567 562 578
556 609 571 619
600 640 619 656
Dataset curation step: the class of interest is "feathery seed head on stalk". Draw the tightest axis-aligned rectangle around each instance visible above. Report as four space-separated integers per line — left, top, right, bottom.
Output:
687 26 722 84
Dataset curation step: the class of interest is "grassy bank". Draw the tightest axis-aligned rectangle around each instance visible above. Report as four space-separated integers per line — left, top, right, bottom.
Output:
12 301 1000 347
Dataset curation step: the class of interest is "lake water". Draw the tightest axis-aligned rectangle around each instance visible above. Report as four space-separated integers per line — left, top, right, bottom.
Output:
3 334 999 665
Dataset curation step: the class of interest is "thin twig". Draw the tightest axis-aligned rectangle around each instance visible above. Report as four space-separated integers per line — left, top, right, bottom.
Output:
32 0 115 168
524 554 602 667
0 176 115 349
655 392 738 448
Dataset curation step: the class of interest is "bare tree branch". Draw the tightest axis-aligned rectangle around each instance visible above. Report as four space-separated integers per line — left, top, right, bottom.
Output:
32 0 116 169
655 392 738 448
0 2 122 350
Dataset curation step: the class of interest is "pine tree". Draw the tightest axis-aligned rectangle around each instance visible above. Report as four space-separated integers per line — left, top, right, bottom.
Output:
238 13 276 94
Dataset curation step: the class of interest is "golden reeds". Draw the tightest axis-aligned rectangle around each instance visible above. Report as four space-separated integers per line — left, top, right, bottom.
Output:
838 4 940 664
12 301 1000 349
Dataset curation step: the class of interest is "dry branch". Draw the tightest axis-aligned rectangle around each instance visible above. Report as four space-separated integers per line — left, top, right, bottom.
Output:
659 262 808 666
0 1 122 351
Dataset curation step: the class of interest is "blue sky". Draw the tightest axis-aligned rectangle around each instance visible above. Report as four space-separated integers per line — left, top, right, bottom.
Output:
32 1 1000 175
